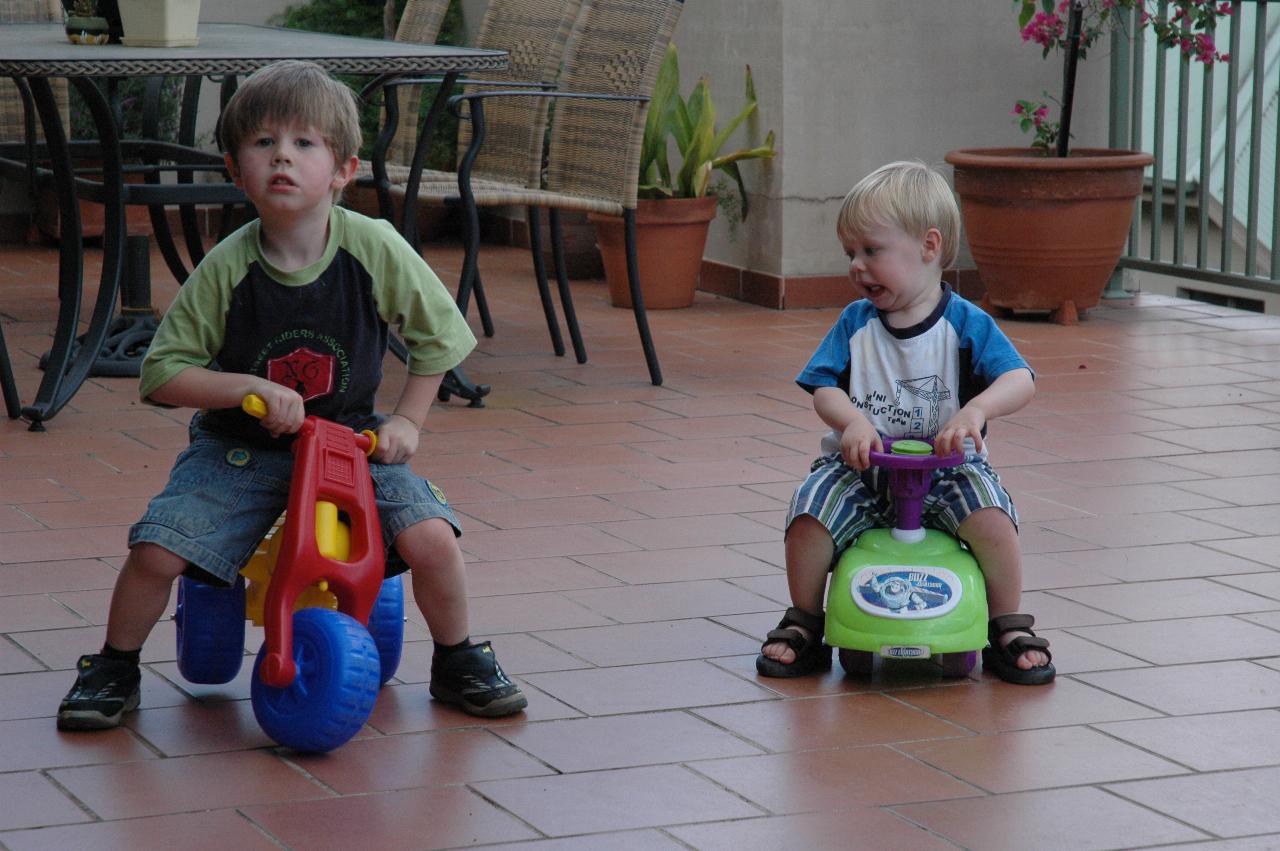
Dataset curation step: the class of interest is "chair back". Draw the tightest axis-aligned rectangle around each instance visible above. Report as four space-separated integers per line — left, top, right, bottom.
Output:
459 0 583 187
544 0 683 212
0 0 69 142
385 0 453 165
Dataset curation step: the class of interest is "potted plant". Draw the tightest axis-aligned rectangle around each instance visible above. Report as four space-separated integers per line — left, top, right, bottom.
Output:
944 0 1229 324
589 43 776 309
64 0 111 44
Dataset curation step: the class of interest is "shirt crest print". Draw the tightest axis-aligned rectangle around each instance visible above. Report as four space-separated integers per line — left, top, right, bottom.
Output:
267 346 336 401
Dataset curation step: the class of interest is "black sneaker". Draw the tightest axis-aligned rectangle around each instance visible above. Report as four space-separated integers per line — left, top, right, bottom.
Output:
429 641 527 717
57 654 141 731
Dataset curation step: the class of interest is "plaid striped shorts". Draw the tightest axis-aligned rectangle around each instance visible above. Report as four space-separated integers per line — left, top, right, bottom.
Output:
787 452 1018 552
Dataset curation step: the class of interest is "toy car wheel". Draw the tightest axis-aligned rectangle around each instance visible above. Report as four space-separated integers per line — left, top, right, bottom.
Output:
367 575 405 684
251 607 380 753
175 575 246 684
937 650 978 678
838 648 875 678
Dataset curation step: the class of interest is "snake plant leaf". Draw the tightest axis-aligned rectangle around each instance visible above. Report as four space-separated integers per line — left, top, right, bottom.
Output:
640 44 681 193
676 78 717 197
708 64 760 159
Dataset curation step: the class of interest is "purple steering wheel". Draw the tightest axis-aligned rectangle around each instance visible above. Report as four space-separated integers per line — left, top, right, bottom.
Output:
869 438 964 535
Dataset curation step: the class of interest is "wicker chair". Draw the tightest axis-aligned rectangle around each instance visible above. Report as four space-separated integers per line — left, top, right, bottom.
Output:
360 0 583 356
441 0 684 385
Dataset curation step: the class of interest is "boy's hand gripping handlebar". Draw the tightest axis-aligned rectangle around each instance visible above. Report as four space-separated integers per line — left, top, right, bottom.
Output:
241 394 378 457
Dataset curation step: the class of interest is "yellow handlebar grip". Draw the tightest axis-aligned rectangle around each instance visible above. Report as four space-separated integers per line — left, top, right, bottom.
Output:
242 394 268 419
361 429 378 457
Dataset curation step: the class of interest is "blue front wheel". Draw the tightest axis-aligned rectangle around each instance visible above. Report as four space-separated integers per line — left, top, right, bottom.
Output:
251 607 380 753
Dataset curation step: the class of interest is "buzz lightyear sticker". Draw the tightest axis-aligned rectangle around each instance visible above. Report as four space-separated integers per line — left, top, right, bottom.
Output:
851 565 963 620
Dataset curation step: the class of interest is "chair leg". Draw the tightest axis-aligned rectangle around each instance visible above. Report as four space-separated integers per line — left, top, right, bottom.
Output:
549 208 587 364
525 207 565 357
454 199 495 338
623 209 662 385
0 323 20 419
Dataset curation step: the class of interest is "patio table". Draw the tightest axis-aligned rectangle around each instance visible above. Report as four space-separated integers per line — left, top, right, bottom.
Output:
0 22 506 430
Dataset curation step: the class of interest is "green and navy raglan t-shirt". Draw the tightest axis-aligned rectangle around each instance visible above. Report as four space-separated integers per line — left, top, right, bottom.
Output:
796 283 1032 460
140 206 476 449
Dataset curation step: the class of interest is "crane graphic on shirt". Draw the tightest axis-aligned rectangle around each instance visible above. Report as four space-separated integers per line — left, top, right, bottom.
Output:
896 375 952 436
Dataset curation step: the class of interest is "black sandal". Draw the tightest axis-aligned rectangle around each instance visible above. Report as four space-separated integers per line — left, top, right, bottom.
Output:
755 607 832 678
982 613 1055 685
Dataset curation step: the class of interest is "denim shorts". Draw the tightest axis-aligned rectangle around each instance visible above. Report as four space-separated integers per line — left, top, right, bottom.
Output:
128 424 461 585
787 452 1018 553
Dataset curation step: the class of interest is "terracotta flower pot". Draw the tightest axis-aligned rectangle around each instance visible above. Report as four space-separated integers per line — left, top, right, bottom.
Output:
945 147 1153 324
589 195 718 310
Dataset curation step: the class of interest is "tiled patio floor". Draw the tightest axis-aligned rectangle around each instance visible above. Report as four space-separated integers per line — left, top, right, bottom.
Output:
5 235 1280 849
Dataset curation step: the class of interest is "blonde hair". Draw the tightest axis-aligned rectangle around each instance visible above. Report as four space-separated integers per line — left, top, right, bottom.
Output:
218 60 362 165
836 161 960 269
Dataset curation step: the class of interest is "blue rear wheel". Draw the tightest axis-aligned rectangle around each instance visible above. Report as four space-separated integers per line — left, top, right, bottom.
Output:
251 607 380 753
175 575 246 684
367 575 405 684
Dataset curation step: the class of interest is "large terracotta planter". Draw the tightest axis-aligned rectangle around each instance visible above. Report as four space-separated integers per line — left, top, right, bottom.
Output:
589 195 718 310
945 147 1153 324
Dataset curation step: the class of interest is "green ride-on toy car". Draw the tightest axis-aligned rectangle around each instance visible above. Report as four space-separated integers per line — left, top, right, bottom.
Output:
825 438 988 678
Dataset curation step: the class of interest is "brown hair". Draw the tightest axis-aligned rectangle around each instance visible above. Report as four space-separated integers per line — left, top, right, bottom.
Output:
218 60 362 165
836 160 961 269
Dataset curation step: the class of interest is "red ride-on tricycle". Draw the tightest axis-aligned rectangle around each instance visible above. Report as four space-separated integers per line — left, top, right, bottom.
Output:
173 395 404 752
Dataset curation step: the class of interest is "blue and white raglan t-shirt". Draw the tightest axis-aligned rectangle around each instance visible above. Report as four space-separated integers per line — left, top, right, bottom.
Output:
796 284 1032 460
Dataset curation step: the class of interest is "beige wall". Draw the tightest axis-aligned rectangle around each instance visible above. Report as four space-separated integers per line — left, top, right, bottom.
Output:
674 0 1111 279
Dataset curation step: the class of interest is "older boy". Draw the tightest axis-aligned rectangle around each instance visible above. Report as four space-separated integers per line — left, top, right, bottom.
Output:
58 60 526 729
757 161 1054 685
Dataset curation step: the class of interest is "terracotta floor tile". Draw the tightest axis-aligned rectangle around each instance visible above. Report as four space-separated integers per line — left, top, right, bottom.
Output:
1097 709 1280 770
1054 578 1278 620
1016 457 1210 488
492 710 763 772
667 809 956 851
0 559 119 596
465 557 621 597
242 785 538 849
1185 504 1280 535
1038 511 1243 548
893 678 1159 733
693 692 967 752
592 514 776 550
0 810 283 851
1068 615 1280 664
601 484 786 518
484 467 660 499
0 593 90 632
290 728 552 793
50 750 328 819
461 525 638 562
1203 535 1280 567
1078 660 1280 714
1175 473 1280 506
901 725 1186 793
691 745 977 813
464 591 613 634
124 699 277 756
471 830 687 851
1036 629 1151 673
623 458 795 489
1108 766 1280 838
534 619 758 666
561 579 776 622
365 680 581 736
0 666 188 722
1047 542 1276 581
460 494 645 529
1035 482 1231 514
892 786 1207 850
0 716 155 773
579 545 782 584
474 764 762 836
523 660 776 715
0 771 92 831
